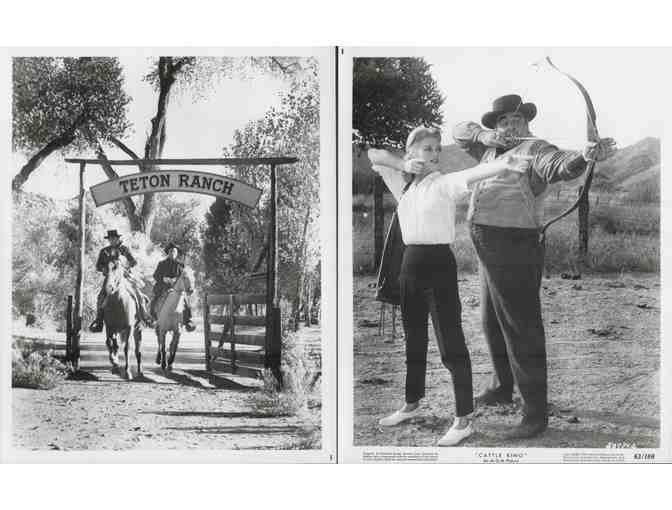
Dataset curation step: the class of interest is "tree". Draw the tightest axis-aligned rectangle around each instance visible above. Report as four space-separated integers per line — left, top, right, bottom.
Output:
203 58 320 326
352 57 444 267
12 57 131 191
353 57 444 149
95 56 314 235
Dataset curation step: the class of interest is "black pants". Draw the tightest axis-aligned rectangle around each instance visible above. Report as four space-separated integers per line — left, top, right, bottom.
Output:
470 224 547 420
399 244 474 417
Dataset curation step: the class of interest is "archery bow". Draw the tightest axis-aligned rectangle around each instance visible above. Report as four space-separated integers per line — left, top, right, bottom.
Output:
536 56 600 244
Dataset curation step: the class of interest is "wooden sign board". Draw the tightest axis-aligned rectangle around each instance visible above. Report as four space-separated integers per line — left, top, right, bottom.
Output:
90 170 263 208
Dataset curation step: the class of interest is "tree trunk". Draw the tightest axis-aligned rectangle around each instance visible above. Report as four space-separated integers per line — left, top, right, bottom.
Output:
139 58 180 234
578 187 590 265
12 130 76 190
292 205 312 330
94 144 145 232
373 175 384 268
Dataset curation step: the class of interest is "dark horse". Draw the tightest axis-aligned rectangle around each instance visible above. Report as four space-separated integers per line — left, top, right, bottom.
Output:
104 260 143 378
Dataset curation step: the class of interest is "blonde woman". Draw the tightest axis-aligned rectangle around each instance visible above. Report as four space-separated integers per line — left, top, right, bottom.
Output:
369 127 530 446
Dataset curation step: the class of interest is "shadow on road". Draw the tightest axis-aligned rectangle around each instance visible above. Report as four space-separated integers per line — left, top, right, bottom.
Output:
142 410 290 419
164 425 301 435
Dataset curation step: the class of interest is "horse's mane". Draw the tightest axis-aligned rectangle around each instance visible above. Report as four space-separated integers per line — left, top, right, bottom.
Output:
105 261 132 295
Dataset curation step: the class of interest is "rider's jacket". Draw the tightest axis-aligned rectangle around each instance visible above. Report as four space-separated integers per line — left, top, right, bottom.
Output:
95 244 137 274
153 257 185 294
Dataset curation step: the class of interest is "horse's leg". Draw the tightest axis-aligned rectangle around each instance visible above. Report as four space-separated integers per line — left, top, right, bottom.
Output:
106 331 119 369
155 325 162 365
121 328 130 379
159 330 167 371
134 324 143 377
168 329 180 371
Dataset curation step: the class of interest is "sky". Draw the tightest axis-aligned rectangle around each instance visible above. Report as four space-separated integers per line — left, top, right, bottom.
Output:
14 56 288 200
13 48 668 200
423 47 667 150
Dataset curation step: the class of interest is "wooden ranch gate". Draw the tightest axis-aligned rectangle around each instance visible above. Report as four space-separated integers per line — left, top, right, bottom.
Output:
203 293 273 379
63 157 296 383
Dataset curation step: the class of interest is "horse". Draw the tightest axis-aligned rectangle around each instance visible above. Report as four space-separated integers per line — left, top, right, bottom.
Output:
103 260 143 379
154 268 194 372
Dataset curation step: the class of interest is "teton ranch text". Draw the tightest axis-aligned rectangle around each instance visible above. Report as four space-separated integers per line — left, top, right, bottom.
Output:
118 173 235 195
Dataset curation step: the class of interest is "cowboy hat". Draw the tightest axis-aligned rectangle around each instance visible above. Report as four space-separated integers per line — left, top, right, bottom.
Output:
481 94 537 129
104 229 121 239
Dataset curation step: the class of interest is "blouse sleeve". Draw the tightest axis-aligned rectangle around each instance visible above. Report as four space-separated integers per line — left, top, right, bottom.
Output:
371 165 406 202
434 171 470 200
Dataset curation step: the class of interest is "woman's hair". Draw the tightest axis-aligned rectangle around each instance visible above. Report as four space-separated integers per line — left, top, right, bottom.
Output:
405 126 442 156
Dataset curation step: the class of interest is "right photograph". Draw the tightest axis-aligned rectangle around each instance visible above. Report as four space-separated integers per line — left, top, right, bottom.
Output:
341 47 666 461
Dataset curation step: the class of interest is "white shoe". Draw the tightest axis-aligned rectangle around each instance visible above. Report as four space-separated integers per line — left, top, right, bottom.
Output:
438 422 474 446
378 406 421 427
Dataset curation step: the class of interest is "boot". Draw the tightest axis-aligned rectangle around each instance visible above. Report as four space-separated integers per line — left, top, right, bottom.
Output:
183 307 196 332
89 308 104 332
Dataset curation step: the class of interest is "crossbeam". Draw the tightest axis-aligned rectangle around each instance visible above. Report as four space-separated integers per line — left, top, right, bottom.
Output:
65 157 298 166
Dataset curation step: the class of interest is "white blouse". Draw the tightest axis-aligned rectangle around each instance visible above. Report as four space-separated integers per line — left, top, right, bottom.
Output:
372 165 469 245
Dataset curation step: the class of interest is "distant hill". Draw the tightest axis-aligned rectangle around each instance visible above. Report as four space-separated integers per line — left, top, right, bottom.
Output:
353 137 661 194
593 137 660 190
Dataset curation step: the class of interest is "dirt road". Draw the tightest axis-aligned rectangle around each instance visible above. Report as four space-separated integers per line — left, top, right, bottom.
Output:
12 326 321 451
353 273 660 448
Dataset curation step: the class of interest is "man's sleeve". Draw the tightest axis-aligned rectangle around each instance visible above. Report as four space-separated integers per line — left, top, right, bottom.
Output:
95 250 105 273
531 142 588 184
371 165 406 202
452 121 487 161
120 245 137 267
153 261 163 283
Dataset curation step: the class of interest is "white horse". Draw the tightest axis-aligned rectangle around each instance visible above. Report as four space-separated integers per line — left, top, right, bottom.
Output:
154 268 194 372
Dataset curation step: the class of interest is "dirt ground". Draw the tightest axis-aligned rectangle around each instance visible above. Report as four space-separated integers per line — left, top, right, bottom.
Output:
12 326 321 452
353 272 660 448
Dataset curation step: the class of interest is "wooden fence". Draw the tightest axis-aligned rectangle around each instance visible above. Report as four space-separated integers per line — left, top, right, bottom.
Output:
203 293 279 379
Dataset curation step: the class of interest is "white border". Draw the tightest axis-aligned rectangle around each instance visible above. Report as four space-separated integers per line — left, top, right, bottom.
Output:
0 46 337 463
338 46 672 463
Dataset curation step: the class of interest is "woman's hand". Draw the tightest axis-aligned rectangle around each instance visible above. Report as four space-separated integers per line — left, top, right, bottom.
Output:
501 154 533 174
404 158 427 174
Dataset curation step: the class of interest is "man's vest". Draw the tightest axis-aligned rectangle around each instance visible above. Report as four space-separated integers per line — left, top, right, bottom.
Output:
468 140 550 229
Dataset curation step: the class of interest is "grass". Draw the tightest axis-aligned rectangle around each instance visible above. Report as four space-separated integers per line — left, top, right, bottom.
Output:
249 330 322 449
352 191 660 275
12 339 68 390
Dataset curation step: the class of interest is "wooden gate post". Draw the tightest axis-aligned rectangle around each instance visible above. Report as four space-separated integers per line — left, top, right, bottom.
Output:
72 162 86 370
65 295 73 361
266 164 282 385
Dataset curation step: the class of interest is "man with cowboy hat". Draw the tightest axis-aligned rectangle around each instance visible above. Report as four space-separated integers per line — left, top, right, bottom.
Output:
89 229 153 332
150 241 196 332
451 93 616 439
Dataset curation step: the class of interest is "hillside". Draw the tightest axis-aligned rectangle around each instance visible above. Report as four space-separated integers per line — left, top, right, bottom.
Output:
353 137 661 194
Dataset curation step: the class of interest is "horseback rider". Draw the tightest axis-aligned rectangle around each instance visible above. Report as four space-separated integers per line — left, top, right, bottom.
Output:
151 242 196 332
89 229 153 332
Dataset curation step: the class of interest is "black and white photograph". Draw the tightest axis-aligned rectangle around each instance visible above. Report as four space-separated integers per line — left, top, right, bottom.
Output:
3 48 336 461
340 47 668 461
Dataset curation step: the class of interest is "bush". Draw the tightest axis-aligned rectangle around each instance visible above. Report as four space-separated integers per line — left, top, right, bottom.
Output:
543 223 659 273
12 341 67 389
250 330 321 449
353 191 660 276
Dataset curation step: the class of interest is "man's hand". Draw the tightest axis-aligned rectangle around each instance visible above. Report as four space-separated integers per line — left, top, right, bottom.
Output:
583 137 617 162
477 129 511 149
403 158 427 174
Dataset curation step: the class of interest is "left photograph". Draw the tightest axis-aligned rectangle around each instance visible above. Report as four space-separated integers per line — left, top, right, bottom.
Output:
5 49 335 460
